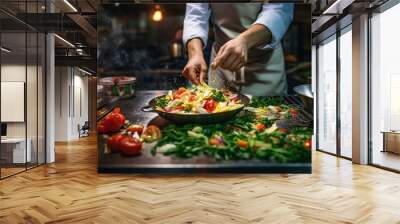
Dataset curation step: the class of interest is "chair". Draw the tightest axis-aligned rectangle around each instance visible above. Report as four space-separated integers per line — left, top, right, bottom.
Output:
78 121 90 138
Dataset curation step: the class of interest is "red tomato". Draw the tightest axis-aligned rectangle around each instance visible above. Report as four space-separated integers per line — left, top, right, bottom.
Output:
120 136 142 156
188 94 196 102
303 139 312 150
174 105 185 111
204 99 217 113
112 107 121 114
127 124 144 135
97 122 107 134
173 94 182 100
103 113 123 133
176 87 187 94
237 139 249 148
142 125 162 143
113 112 125 124
255 123 266 132
107 133 125 153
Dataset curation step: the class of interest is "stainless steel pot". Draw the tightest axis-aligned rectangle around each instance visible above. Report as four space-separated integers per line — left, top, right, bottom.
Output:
293 84 313 114
169 42 183 58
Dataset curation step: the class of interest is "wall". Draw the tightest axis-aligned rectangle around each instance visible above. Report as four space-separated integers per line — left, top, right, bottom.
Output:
1 63 45 164
1 64 41 137
54 67 89 141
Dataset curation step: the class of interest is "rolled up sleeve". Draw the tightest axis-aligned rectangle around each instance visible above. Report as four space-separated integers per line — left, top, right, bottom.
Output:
253 3 294 49
182 3 211 48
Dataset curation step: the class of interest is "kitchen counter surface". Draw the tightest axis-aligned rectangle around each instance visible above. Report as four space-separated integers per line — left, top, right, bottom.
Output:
98 90 311 173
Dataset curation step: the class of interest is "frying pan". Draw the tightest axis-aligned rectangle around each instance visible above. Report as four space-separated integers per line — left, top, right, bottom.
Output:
141 94 250 124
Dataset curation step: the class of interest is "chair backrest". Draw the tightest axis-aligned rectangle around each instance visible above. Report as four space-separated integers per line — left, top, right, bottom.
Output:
82 121 90 129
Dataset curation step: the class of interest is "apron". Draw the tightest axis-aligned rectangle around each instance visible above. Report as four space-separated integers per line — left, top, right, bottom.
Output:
208 3 287 96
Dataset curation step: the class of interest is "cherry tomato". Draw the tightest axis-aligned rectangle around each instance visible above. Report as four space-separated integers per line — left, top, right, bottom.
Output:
103 113 123 133
303 139 312 150
120 136 142 156
127 124 144 135
107 133 125 153
237 139 249 148
255 123 266 132
204 99 217 113
142 125 162 143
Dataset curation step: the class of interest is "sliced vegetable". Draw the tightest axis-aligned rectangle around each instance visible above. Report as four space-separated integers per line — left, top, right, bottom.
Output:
237 139 249 148
176 87 186 94
192 126 203 133
142 125 161 143
155 83 243 114
211 90 225 102
204 99 217 113
255 123 266 132
127 124 144 135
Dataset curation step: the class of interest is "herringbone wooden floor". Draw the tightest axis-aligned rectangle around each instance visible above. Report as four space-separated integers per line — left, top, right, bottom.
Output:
1 135 400 224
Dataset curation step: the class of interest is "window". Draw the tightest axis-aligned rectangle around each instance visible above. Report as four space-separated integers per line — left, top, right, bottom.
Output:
370 3 400 171
317 35 337 154
339 26 352 158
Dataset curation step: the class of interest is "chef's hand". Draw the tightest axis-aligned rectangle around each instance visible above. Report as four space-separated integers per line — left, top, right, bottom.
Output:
212 36 248 71
182 54 207 85
182 38 207 85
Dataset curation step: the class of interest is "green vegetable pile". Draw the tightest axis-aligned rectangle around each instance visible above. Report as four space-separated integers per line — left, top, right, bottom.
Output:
248 96 286 107
151 97 312 163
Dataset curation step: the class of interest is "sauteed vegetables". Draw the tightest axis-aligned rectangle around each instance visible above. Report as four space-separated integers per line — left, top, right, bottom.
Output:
154 84 243 114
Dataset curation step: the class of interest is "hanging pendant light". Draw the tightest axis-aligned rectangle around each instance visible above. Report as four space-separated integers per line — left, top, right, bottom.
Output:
152 5 163 22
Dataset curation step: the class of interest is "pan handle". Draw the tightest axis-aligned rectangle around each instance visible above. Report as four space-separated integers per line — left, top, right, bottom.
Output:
141 105 155 112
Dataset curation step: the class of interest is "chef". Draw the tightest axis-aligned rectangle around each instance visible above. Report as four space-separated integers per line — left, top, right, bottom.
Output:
182 3 293 96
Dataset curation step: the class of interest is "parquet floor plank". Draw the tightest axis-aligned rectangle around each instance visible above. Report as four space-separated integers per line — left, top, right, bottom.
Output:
0 135 400 223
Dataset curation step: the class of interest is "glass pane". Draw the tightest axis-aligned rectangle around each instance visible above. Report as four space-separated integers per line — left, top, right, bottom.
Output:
317 35 337 154
1 31 28 177
371 4 400 171
27 31 38 169
339 28 352 158
38 33 46 165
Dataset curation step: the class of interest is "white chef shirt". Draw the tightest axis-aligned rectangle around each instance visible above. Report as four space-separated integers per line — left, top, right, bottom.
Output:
182 3 294 50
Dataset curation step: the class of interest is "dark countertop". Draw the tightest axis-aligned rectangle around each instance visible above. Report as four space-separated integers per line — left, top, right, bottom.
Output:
98 90 311 174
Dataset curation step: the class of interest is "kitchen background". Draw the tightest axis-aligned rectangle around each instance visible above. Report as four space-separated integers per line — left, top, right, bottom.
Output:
97 3 311 93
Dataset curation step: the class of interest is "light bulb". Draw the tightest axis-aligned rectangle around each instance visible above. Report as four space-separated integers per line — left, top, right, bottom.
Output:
152 7 163 22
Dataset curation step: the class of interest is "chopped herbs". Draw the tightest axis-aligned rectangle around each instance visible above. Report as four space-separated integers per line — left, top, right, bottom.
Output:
155 97 169 108
211 89 225 102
